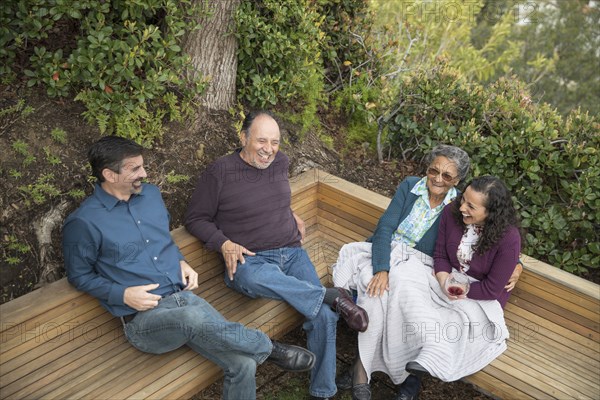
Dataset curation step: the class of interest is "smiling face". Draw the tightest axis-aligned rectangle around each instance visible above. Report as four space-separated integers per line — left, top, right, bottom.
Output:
240 114 280 169
459 186 489 226
426 156 459 199
101 155 147 201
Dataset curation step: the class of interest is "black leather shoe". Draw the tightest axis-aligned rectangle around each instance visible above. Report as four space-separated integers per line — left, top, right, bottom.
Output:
395 373 421 400
333 288 369 332
395 391 419 400
336 368 352 390
266 341 316 372
405 361 428 378
352 383 371 400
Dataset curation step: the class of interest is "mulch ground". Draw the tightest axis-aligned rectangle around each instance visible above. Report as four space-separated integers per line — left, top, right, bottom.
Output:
194 320 491 400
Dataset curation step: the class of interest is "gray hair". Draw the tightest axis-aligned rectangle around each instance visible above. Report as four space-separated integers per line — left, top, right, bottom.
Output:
424 144 470 181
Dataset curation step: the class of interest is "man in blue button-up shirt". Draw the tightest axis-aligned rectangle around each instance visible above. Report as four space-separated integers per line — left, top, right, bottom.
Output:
63 136 316 399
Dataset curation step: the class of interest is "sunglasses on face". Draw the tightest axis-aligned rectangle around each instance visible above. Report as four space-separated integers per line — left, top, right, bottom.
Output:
427 167 457 183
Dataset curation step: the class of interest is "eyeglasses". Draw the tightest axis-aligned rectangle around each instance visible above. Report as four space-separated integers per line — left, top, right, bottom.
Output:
427 167 457 183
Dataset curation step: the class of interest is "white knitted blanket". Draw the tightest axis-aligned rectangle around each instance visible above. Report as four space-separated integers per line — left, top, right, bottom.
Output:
333 241 508 384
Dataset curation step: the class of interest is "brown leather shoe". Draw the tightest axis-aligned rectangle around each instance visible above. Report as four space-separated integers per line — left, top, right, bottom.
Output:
333 288 369 332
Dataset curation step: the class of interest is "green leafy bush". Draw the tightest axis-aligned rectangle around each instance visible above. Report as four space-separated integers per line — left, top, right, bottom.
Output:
235 0 324 116
1 0 207 145
384 66 599 274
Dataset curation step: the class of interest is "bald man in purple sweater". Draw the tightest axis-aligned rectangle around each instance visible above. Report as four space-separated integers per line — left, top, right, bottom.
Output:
185 111 368 400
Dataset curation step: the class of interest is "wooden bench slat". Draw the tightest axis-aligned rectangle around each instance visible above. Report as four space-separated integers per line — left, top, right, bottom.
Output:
317 217 367 244
0 279 89 331
505 341 600 398
0 309 115 382
317 183 387 219
511 278 599 331
91 349 200 400
507 336 600 382
495 350 594 399
518 270 600 316
27 339 133 400
56 348 160 399
317 192 381 227
509 291 599 341
465 369 536 400
134 359 221 400
3 323 123 399
0 295 100 362
520 255 599 301
505 305 599 353
317 209 374 238
480 362 567 399
318 200 378 233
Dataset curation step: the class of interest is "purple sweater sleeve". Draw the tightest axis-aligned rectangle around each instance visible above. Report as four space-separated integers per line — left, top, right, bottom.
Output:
434 205 521 307
468 229 520 303
184 168 229 252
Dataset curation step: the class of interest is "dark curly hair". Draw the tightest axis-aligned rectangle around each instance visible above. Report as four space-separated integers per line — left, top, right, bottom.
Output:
451 176 521 254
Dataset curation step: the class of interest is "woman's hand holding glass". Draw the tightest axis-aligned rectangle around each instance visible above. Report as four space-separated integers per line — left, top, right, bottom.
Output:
367 271 389 297
443 271 470 300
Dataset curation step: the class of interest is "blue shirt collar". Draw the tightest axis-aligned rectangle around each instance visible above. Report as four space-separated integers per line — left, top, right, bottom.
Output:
93 182 145 211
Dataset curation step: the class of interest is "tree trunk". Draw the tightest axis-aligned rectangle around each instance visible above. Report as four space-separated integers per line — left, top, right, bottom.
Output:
184 0 241 111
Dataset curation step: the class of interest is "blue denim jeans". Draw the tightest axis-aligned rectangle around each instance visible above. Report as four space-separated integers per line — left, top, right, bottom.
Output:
225 247 339 398
123 290 271 400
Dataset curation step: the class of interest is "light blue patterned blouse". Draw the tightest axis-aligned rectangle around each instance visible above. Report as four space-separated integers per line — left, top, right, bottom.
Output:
392 177 458 246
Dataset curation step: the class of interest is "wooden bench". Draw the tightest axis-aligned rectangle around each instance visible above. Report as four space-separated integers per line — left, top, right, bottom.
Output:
1 169 598 399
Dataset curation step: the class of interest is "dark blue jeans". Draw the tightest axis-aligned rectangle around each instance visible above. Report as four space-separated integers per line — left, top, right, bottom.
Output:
123 291 271 400
225 247 339 398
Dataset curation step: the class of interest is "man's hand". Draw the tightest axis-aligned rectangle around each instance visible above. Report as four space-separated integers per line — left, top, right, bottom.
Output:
293 212 305 243
221 240 255 281
124 283 161 311
180 260 198 291
505 262 523 292
366 271 389 297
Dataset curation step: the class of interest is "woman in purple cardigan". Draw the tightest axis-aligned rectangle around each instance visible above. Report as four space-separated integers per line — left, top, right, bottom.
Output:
433 176 522 308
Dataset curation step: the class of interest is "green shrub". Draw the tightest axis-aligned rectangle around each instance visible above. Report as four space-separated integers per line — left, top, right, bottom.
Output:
2 0 207 145
0 99 34 131
50 127 67 144
2 235 31 266
235 0 324 115
19 173 61 205
384 66 599 274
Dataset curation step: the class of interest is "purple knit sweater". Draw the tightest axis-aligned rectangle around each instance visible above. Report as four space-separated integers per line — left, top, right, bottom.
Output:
434 205 521 308
184 149 301 253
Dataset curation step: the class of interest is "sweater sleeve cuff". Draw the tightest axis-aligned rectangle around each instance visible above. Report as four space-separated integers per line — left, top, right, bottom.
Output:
434 263 452 274
209 231 230 253
372 263 390 274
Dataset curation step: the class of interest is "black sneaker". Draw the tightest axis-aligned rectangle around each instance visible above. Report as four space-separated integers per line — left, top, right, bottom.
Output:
352 383 371 400
395 374 421 400
336 368 352 390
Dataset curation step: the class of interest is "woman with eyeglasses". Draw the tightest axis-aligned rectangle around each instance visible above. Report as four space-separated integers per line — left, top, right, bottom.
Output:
332 145 522 400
